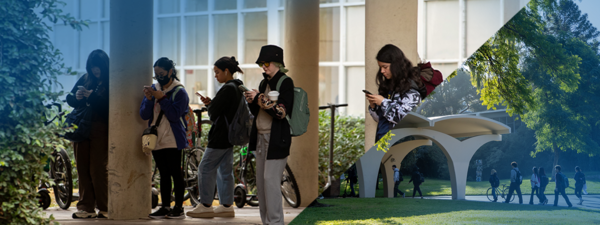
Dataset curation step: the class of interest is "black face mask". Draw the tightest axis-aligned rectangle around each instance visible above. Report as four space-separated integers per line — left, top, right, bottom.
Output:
156 74 172 87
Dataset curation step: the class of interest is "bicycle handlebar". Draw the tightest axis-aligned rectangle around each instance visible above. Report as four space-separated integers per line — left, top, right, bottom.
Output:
318 103 348 110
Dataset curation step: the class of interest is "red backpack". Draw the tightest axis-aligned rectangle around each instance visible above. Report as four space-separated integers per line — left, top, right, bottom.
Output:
417 62 443 98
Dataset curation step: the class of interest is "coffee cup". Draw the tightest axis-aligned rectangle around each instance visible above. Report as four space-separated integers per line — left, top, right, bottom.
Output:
268 91 279 101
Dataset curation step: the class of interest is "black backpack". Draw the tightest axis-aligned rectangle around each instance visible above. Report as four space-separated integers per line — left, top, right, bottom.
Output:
540 175 549 187
514 169 522 185
223 83 254 146
418 172 425 183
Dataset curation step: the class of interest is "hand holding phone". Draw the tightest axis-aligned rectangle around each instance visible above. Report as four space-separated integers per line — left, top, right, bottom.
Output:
78 85 86 91
195 91 204 97
238 85 251 92
362 90 373 95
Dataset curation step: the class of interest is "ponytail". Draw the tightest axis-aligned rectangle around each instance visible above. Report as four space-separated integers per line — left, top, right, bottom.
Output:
215 56 244 75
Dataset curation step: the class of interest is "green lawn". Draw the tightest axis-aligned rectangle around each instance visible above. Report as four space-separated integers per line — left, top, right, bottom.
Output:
291 198 600 225
340 171 600 197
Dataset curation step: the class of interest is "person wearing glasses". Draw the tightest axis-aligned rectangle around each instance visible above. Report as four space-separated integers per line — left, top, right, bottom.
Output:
243 45 294 225
140 57 190 219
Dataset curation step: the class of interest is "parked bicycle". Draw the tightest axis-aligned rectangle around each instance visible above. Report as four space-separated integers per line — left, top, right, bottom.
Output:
37 103 75 210
486 184 515 203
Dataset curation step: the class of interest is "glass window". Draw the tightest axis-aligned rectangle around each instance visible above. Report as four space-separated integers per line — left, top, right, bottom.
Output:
244 12 268 64
426 1 459 59
466 0 501 56
101 0 109 18
279 0 284 7
320 0 339 3
102 22 110 55
279 10 285 48
244 0 267 8
79 23 99 69
319 7 340 61
79 0 99 20
185 15 209 65
242 68 264 92
54 25 76 69
185 0 208 12
346 67 365 116
215 0 237 10
431 63 456 81
185 69 208 105
59 0 75 16
214 14 238 61
346 6 365 62
158 0 180 14
157 17 181 63
346 0 364 2
319 66 339 106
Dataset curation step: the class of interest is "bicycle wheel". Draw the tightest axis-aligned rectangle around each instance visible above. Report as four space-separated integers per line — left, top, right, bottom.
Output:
184 148 204 206
38 190 51 210
281 164 301 208
486 187 494 202
234 186 246 208
52 148 73 210
502 188 516 203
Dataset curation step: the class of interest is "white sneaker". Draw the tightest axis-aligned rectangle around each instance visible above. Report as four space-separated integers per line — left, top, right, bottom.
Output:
72 210 97 219
97 211 108 219
213 205 235 217
186 204 215 218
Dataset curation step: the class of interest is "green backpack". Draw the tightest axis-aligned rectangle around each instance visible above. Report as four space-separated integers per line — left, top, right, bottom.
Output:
268 75 310 137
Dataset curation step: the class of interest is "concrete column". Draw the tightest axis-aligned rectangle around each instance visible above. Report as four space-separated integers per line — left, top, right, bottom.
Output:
284 0 319 207
108 0 153 219
364 0 419 152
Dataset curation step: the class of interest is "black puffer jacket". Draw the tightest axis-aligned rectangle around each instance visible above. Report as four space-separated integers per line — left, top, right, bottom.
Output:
248 71 294 159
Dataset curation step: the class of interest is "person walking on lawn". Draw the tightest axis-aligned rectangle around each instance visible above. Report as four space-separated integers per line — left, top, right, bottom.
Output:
553 165 573 207
408 166 424 199
393 165 405 198
489 169 500 202
504 161 523 204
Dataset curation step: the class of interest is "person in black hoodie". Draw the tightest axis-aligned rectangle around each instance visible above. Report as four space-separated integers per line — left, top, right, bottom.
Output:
408 166 424 199
574 166 586 205
553 165 572 207
538 167 549 205
489 169 500 202
187 56 244 219
66 49 109 219
244 45 294 225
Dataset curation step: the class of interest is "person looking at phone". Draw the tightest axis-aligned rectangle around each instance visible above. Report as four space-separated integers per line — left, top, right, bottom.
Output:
187 56 244 218
367 44 426 142
139 57 190 219
243 45 294 225
66 49 110 219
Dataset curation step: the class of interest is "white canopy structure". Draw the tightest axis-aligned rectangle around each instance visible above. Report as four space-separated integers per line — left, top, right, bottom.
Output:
356 112 511 200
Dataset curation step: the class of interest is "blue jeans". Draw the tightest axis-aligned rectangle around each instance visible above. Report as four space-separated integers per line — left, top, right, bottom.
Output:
198 147 234 205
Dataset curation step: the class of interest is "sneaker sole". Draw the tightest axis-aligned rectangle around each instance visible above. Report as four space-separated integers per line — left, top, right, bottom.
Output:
214 212 235 217
149 215 167 219
186 212 215 218
165 215 186 219
72 215 97 219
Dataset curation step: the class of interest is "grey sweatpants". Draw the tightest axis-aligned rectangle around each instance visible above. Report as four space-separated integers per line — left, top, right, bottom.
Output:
255 133 288 225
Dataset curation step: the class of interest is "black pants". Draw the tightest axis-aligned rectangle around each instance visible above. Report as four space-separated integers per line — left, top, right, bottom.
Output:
554 188 572 207
152 148 184 208
412 184 422 197
575 185 583 199
529 186 540 204
505 182 523 204
349 178 357 197
539 185 548 203
394 181 404 197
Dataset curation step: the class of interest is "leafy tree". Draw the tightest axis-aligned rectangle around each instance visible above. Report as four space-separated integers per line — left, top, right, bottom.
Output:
0 0 84 224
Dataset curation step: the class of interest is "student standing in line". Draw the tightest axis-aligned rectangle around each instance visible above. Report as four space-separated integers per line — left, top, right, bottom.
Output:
187 56 245 218
244 45 294 225
553 165 573 207
504 161 523 204
140 57 189 219
574 166 586 205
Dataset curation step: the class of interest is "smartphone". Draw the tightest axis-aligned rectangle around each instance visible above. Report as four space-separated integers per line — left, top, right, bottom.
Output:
362 90 372 95
195 91 204 97
77 85 86 91
238 85 251 92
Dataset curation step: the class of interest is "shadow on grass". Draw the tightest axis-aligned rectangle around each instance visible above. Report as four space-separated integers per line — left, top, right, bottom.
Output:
292 198 600 225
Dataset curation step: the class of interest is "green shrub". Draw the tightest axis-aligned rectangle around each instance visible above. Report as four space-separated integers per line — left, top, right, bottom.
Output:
0 0 85 224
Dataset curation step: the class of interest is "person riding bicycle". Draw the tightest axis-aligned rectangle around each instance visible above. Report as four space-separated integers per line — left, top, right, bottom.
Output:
244 45 294 225
187 56 244 218
140 57 189 219
66 49 110 219
489 169 499 202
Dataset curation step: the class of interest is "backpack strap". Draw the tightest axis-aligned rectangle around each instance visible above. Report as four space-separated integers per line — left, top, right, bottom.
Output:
276 75 289 92
170 85 187 128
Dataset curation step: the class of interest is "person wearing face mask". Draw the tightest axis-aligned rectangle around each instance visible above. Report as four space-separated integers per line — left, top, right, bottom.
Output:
66 49 110 219
139 57 190 219
243 45 294 225
187 56 244 218
366 44 426 142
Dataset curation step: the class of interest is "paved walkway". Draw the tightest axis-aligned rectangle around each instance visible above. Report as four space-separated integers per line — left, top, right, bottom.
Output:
43 206 304 225
424 194 600 210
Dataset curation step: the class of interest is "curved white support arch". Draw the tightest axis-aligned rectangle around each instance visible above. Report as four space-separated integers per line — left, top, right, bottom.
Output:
381 139 432 197
357 128 502 200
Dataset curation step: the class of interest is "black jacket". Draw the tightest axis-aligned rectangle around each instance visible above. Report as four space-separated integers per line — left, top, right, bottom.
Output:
555 172 566 190
574 171 586 187
409 171 422 186
66 74 109 124
248 71 294 159
489 173 499 188
207 79 244 149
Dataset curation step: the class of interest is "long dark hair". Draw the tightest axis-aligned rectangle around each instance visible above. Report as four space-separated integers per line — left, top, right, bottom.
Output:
83 49 109 90
153 57 179 81
375 44 423 96
539 167 546 176
533 167 538 177
214 56 244 75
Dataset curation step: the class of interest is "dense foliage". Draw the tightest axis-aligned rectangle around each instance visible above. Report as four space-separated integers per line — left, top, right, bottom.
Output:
0 0 84 224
